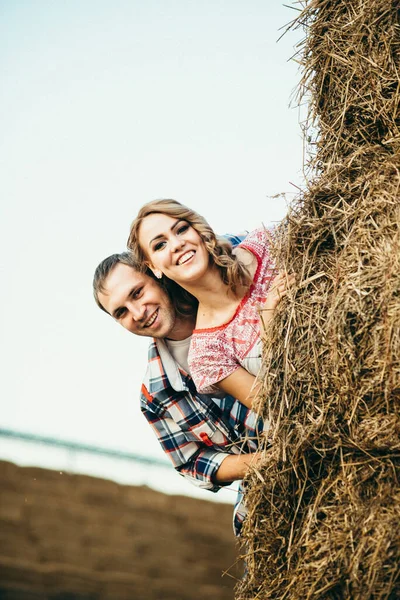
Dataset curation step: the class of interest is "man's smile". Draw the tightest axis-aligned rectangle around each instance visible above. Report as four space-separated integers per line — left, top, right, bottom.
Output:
143 308 159 328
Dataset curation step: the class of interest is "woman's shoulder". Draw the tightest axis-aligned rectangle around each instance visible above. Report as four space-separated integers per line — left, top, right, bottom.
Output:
235 226 274 273
239 226 274 254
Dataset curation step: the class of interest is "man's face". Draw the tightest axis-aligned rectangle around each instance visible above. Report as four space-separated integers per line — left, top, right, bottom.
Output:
98 263 176 339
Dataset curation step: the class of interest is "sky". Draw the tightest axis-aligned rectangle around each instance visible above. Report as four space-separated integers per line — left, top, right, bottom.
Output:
0 1 305 499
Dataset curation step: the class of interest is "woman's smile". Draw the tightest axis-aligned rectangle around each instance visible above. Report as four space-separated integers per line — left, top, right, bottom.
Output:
138 212 209 284
176 250 195 265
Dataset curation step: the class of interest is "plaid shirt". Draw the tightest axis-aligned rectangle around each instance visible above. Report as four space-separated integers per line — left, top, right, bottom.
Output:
139 232 264 536
140 339 264 535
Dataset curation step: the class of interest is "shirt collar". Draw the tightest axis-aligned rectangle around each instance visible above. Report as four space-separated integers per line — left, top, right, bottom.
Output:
147 338 189 394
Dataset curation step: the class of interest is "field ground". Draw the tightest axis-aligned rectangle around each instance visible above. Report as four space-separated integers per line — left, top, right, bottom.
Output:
0 460 241 600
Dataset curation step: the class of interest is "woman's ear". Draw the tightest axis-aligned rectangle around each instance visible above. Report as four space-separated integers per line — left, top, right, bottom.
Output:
146 261 162 279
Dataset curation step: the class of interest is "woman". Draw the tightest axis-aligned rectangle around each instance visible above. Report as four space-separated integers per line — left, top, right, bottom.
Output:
128 199 293 409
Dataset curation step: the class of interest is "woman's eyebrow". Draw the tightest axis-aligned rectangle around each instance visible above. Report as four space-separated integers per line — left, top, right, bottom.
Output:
149 219 181 246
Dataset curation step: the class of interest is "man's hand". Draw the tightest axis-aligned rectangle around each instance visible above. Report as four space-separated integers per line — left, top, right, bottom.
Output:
214 452 263 484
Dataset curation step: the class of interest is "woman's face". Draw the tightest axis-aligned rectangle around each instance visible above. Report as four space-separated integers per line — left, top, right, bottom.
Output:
138 212 210 285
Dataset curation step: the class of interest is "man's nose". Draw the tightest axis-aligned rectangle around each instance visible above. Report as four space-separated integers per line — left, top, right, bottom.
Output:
128 302 146 322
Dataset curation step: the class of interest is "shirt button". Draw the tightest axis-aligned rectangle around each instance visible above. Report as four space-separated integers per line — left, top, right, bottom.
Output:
200 432 213 447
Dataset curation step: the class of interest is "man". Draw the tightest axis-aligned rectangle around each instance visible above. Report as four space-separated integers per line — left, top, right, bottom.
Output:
93 244 264 535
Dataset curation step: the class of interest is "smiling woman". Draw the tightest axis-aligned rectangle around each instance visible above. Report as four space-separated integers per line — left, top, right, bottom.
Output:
128 199 295 410
128 199 253 295
139 214 210 283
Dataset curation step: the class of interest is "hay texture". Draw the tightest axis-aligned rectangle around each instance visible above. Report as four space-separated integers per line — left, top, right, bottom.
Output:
236 1 400 599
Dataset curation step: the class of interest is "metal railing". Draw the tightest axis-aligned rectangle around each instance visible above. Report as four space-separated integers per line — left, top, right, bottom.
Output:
0 427 170 469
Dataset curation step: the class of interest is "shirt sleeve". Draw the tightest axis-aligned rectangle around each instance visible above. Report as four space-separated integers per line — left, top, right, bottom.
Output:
238 226 274 261
141 403 232 492
177 449 232 489
189 332 243 395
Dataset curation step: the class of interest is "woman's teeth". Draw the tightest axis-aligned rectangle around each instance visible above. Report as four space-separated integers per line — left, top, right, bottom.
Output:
178 251 195 265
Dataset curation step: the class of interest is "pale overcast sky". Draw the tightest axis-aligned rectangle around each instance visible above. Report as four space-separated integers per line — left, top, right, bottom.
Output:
0 1 305 492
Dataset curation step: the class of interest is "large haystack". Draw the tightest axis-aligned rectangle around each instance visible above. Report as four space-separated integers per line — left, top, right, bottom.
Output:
237 1 400 598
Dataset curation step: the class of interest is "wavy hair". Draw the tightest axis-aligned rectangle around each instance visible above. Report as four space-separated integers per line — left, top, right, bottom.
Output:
127 199 252 295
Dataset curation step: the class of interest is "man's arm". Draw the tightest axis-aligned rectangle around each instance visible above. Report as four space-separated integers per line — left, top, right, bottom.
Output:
142 401 260 490
142 402 230 491
213 452 262 483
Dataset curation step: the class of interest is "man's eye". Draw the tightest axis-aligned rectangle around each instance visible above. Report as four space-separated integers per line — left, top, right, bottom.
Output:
132 288 143 299
115 308 126 320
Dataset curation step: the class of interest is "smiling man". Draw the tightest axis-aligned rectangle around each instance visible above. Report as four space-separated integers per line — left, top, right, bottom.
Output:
93 243 264 536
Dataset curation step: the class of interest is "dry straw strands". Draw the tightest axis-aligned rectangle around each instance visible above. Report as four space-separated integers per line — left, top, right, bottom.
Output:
236 1 400 599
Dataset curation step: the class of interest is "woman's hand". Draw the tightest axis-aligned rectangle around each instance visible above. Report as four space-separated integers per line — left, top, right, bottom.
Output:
260 271 296 336
264 271 296 310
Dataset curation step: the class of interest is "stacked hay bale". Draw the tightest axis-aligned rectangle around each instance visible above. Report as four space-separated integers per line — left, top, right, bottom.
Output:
237 1 400 598
0 461 239 600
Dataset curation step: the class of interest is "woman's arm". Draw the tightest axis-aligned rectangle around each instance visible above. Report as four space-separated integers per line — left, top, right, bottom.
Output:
215 273 296 407
216 366 260 409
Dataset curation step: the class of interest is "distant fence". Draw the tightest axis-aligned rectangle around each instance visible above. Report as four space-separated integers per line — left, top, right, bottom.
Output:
0 427 170 469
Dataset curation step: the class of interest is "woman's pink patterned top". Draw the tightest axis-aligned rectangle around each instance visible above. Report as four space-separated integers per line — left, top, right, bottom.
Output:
188 227 275 395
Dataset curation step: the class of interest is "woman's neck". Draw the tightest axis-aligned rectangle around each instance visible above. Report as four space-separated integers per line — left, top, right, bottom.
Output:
178 267 251 330
182 247 258 327
181 267 237 310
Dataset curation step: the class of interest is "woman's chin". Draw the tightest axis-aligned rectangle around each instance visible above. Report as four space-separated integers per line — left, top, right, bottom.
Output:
177 269 207 286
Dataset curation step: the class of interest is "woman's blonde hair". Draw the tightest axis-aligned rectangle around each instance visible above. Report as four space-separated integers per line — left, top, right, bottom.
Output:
127 199 252 295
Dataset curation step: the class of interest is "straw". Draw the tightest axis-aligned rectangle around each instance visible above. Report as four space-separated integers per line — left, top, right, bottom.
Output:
236 1 400 598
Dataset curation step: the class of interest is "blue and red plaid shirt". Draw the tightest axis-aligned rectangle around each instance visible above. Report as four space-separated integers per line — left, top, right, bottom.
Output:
140 338 265 535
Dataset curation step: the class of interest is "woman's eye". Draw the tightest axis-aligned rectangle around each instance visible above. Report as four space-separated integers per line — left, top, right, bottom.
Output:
153 241 166 252
177 224 189 235
132 288 143 299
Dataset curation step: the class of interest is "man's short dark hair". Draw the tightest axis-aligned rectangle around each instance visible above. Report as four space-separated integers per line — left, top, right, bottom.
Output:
92 252 144 313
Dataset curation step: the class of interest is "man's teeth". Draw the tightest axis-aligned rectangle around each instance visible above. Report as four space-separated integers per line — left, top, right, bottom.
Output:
145 310 158 327
178 251 194 265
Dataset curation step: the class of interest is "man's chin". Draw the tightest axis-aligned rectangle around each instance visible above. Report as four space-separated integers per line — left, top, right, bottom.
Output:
137 323 174 340
153 317 176 340
130 311 175 340
152 323 176 340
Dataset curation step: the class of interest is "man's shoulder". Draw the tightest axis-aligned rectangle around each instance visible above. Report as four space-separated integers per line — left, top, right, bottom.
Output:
141 337 189 403
223 232 247 247
146 337 161 360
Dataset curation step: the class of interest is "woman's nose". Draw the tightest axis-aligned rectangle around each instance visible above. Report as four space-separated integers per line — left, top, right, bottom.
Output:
170 235 185 251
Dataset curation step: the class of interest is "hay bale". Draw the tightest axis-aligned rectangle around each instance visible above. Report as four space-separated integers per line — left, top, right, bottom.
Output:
236 1 400 598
